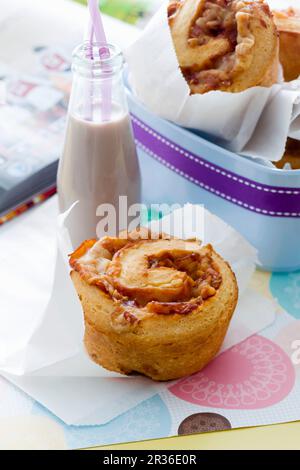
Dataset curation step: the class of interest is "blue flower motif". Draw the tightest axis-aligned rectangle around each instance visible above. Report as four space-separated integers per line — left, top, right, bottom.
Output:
270 271 300 319
32 394 171 449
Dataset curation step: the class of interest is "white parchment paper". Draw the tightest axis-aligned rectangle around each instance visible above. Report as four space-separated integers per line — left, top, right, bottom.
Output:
125 0 300 161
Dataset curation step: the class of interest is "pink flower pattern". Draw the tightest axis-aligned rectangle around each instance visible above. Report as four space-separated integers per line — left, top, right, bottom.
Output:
169 335 295 409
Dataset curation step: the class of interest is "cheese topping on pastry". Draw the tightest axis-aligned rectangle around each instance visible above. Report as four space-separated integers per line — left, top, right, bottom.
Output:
70 232 222 328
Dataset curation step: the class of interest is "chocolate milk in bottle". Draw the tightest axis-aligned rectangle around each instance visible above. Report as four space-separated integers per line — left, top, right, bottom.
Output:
57 43 140 246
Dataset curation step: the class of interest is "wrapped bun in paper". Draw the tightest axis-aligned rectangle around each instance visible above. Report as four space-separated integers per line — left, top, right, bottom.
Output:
125 0 300 161
0 201 276 424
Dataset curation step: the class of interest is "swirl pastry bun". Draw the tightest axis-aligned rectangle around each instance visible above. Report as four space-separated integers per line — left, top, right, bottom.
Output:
168 0 279 94
273 8 300 82
70 230 238 381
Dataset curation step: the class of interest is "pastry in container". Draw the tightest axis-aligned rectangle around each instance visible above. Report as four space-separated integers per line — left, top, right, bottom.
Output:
168 0 279 94
275 138 300 170
273 7 300 82
69 229 238 381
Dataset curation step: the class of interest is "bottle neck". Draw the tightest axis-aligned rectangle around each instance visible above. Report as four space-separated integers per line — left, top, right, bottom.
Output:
68 42 127 123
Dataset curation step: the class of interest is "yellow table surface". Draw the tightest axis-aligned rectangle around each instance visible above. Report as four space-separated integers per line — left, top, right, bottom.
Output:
91 421 300 450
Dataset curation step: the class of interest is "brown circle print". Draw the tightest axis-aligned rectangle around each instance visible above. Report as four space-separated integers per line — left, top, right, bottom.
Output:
178 412 231 436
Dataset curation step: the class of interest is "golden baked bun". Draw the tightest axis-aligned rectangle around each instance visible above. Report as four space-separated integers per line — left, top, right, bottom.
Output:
273 8 300 82
168 0 279 94
70 229 238 381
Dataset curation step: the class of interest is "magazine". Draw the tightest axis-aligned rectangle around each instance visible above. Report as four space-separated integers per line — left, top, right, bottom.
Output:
0 0 82 218
0 0 158 220
0 51 71 215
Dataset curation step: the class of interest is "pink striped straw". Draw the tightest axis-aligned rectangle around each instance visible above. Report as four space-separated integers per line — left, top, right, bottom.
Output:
88 0 112 121
83 19 94 120
87 19 94 60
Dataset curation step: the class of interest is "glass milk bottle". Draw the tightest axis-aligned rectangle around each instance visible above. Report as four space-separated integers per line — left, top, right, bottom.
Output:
57 42 141 246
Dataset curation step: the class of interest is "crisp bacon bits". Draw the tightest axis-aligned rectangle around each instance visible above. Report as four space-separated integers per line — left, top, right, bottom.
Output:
168 1 181 19
123 311 139 324
147 299 202 315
